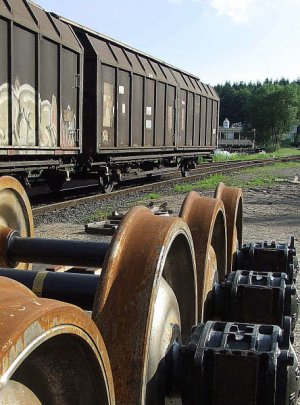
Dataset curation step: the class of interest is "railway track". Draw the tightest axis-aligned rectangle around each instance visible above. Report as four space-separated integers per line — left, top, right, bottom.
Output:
32 155 300 216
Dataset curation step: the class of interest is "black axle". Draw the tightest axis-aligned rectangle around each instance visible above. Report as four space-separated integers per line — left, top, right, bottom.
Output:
6 230 110 268
0 268 99 311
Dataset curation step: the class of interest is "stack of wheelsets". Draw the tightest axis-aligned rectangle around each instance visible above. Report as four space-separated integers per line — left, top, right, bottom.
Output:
0 176 298 405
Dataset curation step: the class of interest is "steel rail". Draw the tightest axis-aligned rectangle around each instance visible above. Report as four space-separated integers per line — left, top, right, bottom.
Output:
32 155 300 216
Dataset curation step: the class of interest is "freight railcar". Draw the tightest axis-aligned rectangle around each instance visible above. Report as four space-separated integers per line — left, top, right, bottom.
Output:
0 0 219 192
0 0 83 190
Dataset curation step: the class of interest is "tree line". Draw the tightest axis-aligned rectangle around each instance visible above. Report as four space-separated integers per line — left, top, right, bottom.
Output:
215 79 300 149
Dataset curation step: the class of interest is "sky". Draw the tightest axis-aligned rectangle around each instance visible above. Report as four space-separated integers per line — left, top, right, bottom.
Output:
35 0 300 86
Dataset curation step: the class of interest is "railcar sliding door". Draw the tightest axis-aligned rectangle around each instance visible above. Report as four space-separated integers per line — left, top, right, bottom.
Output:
118 70 130 147
166 85 175 147
12 25 36 147
200 96 207 147
155 82 166 147
100 65 115 148
178 90 187 146
0 18 9 146
61 48 80 149
145 78 155 147
212 100 218 147
131 74 143 147
186 92 194 146
206 98 212 146
194 95 201 147
40 39 59 148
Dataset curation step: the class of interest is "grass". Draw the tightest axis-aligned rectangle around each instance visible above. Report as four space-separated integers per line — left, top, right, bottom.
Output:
142 192 161 200
213 147 300 162
174 161 300 193
83 208 112 223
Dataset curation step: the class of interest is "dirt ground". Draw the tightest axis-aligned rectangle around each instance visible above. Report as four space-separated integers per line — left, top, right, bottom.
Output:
35 164 300 399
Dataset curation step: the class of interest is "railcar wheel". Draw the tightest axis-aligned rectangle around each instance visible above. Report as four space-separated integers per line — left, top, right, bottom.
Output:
180 165 189 177
214 182 243 273
0 278 115 405
0 177 34 270
98 174 114 193
179 191 227 320
45 170 67 193
48 178 65 193
92 207 197 404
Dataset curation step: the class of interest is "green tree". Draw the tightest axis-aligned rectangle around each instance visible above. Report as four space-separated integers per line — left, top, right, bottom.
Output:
215 80 300 149
248 84 299 147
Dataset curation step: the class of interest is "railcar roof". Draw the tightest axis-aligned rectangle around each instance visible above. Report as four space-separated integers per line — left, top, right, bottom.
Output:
26 0 218 99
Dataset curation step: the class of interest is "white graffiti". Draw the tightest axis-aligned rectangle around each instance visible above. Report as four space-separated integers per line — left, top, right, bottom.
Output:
12 78 36 147
0 77 77 148
61 105 77 148
40 95 58 147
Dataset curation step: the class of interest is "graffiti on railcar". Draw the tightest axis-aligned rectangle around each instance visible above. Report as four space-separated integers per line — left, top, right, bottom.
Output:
40 95 58 148
0 77 77 148
61 105 77 148
0 83 9 146
12 78 36 147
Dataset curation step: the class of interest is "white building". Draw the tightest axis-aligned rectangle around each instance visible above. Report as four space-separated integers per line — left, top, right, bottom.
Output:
218 118 254 149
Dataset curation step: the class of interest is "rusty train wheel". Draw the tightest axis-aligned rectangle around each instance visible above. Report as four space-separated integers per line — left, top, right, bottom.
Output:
0 177 34 270
214 182 243 273
0 278 115 405
179 191 227 321
92 207 197 404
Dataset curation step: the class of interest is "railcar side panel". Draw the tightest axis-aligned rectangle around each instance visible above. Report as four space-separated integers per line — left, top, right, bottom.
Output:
194 94 201 147
132 74 143 147
12 26 36 148
206 98 213 146
40 39 59 148
100 64 116 148
200 97 207 147
155 82 166 147
186 92 194 146
212 100 218 147
118 70 130 147
166 85 176 147
0 18 8 147
144 79 155 147
179 90 187 147
61 48 80 149
71 22 219 156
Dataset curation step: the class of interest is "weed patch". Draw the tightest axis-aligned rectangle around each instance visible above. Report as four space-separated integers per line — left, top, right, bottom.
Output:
142 192 161 200
174 161 300 192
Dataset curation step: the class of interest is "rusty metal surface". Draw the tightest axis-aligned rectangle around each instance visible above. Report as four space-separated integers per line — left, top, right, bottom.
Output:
0 176 34 270
92 206 197 404
214 182 243 273
0 277 115 404
179 191 227 320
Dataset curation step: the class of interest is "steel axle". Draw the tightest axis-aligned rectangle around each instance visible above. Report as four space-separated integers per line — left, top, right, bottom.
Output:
0 226 110 268
0 268 99 310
